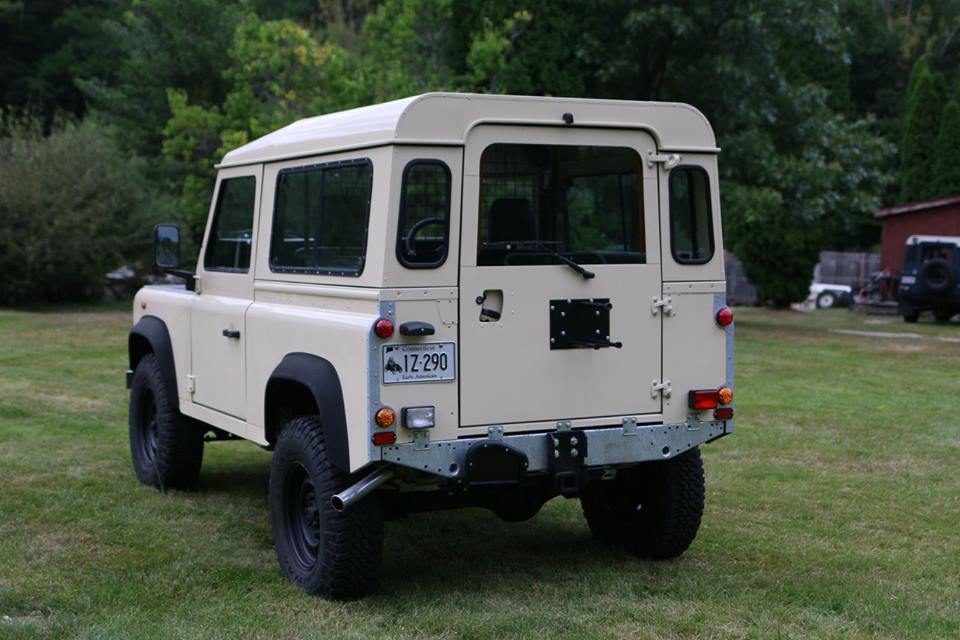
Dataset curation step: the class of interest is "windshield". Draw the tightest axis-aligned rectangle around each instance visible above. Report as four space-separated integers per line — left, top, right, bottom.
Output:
477 144 645 266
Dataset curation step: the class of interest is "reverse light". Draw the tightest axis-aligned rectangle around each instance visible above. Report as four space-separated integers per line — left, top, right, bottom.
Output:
718 387 734 405
375 407 396 428
689 389 719 410
714 407 734 420
374 318 394 338
402 406 436 429
371 431 396 446
716 306 734 327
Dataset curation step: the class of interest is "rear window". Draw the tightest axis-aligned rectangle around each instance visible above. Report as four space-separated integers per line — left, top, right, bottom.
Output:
396 160 452 268
270 159 373 276
477 144 644 267
669 166 714 264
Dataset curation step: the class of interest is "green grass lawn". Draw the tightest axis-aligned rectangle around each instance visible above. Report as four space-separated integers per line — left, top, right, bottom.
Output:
1 306 958 639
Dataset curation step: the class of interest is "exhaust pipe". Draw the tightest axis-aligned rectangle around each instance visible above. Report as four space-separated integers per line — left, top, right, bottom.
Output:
331 466 396 512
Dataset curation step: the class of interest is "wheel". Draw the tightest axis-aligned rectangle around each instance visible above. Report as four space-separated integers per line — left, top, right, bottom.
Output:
581 447 705 560
919 258 956 294
816 291 836 309
934 309 954 323
129 353 204 489
903 309 920 323
269 416 383 599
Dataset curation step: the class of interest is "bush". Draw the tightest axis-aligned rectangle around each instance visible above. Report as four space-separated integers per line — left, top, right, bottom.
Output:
0 116 170 305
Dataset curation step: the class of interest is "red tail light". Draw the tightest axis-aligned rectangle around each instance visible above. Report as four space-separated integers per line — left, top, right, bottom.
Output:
688 389 719 410
374 318 394 338
716 306 733 327
371 431 396 446
714 407 734 420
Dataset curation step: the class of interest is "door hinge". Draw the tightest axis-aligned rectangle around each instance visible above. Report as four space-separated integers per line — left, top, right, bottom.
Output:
651 379 672 399
646 151 682 170
186 374 196 394
651 295 675 316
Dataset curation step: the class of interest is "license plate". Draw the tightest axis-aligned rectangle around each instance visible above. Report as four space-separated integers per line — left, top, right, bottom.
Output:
900 275 916 284
382 342 456 384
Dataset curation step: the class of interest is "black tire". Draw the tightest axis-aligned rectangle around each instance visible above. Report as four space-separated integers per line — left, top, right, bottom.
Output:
129 353 204 490
269 416 383 599
581 447 705 560
902 306 920 323
934 309 954 323
919 258 956 294
816 291 836 309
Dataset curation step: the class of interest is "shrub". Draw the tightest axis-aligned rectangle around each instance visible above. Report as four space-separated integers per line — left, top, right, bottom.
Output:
0 116 169 305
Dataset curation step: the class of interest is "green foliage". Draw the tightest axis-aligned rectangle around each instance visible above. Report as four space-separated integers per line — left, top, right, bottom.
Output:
164 13 368 232
932 100 960 196
0 117 172 305
901 68 948 201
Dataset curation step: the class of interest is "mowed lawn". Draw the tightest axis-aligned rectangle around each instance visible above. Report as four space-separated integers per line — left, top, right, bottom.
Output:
0 305 957 640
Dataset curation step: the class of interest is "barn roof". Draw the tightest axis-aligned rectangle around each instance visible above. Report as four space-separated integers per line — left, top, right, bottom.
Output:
218 92 718 168
874 194 960 218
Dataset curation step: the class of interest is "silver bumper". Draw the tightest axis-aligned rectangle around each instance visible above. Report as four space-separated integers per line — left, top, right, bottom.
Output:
381 419 730 479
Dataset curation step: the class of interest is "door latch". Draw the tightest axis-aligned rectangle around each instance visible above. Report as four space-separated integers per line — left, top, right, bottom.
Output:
186 374 196 394
651 296 674 316
651 379 672 399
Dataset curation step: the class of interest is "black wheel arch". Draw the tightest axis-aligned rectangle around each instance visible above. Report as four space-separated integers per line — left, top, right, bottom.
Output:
265 353 350 472
129 316 178 397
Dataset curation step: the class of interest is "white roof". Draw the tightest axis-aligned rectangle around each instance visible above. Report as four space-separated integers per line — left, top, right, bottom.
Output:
907 235 960 247
219 92 717 168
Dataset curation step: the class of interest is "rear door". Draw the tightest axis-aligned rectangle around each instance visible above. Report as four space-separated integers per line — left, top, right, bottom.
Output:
458 126 662 427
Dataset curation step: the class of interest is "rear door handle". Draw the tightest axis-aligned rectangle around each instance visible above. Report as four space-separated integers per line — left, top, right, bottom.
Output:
399 321 435 336
222 329 241 339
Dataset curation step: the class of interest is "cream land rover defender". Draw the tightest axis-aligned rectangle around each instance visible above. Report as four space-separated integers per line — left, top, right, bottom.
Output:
127 93 735 599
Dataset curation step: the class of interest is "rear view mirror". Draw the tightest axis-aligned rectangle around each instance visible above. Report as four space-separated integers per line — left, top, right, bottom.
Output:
154 224 181 269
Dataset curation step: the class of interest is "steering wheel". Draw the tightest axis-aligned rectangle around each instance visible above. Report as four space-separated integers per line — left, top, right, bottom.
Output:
403 217 446 257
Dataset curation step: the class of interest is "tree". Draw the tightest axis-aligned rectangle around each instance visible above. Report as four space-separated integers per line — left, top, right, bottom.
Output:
932 99 960 196
163 14 368 232
901 68 948 200
0 117 172 304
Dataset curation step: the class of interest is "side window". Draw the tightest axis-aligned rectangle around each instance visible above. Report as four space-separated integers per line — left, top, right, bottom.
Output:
669 166 714 265
204 176 257 272
396 160 452 268
270 159 373 276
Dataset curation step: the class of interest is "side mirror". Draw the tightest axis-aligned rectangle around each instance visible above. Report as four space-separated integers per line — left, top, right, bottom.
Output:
154 224 181 269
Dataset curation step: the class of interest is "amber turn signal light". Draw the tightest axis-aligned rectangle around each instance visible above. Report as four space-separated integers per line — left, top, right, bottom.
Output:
371 431 396 446
718 387 734 405
375 407 396 428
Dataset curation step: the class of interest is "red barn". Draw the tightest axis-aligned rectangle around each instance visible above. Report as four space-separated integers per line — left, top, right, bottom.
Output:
874 195 960 274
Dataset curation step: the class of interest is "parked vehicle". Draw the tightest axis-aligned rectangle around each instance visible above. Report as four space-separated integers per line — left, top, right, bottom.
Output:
898 235 960 322
126 93 734 599
807 283 852 309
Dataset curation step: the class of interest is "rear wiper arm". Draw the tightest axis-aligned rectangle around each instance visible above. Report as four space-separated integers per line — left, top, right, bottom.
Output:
526 241 594 279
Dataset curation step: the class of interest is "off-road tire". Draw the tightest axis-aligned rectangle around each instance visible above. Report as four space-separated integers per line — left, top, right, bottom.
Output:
129 353 204 490
903 308 920 323
581 447 705 560
934 309 954 323
269 416 383 599
816 291 836 309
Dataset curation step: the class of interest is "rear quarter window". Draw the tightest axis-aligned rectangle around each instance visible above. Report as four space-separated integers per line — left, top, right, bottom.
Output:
669 166 714 265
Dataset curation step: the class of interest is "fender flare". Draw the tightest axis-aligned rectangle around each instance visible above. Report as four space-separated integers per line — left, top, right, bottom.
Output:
129 316 178 397
266 353 350 472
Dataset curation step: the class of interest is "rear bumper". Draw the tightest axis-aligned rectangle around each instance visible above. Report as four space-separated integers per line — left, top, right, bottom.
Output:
380 418 731 479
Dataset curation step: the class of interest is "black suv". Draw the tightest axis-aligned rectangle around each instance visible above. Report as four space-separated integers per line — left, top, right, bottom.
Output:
898 236 960 323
